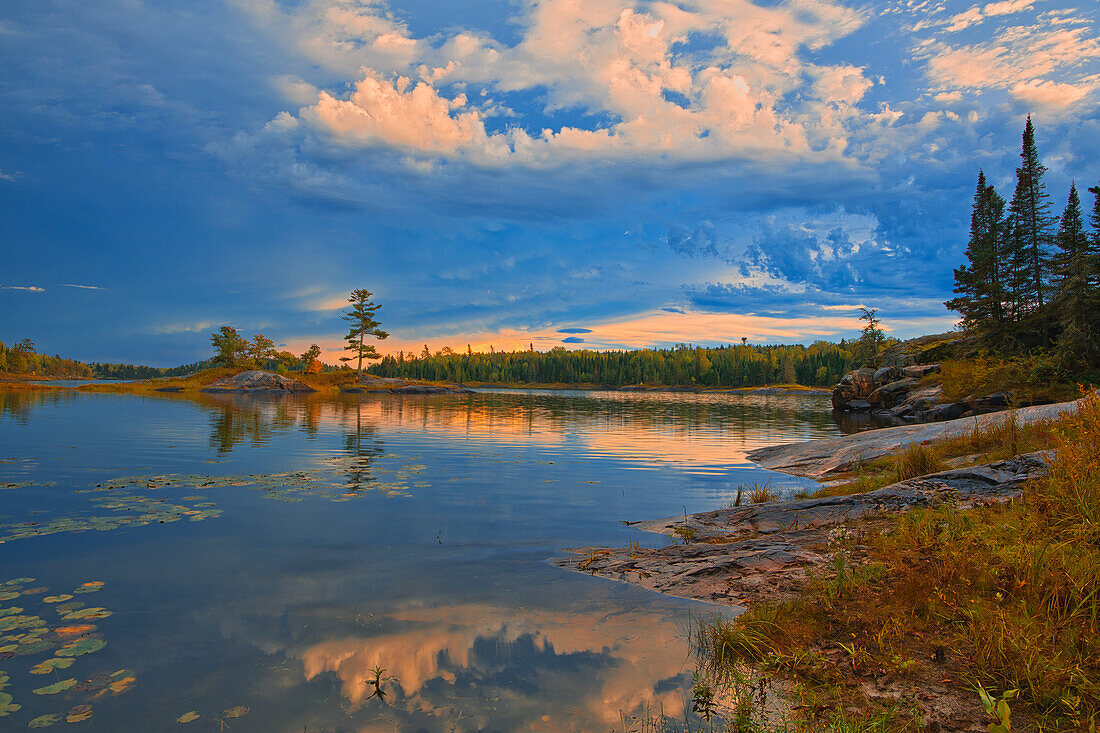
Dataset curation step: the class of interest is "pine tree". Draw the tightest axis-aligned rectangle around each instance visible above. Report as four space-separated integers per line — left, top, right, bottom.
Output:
341 289 389 374
1004 116 1055 316
946 170 1007 339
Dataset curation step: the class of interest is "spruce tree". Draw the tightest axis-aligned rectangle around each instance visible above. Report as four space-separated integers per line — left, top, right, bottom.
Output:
1051 185 1093 350
1004 116 1054 316
946 170 1006 339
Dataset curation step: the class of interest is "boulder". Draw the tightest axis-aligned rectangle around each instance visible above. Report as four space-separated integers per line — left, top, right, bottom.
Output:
201 370 315 393
902 364 941 379
868 378 918 408
873 366 901 384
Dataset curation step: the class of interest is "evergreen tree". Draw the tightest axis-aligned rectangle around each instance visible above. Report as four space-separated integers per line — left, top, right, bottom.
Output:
341 290 389 374
1004 116 1054 315
946 171 1007 338
1051 182 1100 357
853 308 886 367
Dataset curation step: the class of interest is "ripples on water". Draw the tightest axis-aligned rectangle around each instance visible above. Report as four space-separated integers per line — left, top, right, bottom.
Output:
0 387 850 731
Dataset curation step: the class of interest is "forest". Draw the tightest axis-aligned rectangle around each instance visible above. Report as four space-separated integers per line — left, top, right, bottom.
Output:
946 116 1099 378
0 339 93 378
367 341 855 388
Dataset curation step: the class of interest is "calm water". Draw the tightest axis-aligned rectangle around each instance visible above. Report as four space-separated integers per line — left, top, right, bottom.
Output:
0 388 845 731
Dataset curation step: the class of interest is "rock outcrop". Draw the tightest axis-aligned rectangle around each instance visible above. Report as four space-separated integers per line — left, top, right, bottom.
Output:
832 364 944 414
831 363 1013 422
556 452 1052 606
201 370 316 393
748 395 1090 478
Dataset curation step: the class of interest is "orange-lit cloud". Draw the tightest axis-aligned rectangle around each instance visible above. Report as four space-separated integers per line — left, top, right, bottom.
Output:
298 603 693 726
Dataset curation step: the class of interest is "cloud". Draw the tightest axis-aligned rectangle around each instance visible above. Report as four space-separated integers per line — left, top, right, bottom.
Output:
1 285 45 292
945 0 1037 32
920 11 1100 109
60 283 102 290
561 336 585 343
0 170 18 182
253 0 874 166
556 328 593 334
147 321 214 335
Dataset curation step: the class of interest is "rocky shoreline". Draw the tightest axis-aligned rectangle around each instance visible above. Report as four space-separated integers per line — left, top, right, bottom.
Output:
555 392 1094 606
555 451 1051 607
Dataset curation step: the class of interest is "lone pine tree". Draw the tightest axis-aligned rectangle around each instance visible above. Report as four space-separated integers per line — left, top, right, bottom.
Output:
341 289 389 374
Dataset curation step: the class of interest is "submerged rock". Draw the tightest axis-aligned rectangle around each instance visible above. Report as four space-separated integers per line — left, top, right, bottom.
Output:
201 370 315 393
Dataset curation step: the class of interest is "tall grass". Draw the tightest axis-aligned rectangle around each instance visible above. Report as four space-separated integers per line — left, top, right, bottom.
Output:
695 391 1100 729
892 442 943 481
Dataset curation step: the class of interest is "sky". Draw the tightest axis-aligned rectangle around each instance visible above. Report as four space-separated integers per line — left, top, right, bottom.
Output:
1 0 1098 366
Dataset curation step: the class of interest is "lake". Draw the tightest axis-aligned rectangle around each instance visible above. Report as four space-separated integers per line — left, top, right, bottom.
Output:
0 387 849 731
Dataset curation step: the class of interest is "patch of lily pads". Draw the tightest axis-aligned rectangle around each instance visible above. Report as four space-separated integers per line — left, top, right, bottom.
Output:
0 455 431 544
0 577 131 728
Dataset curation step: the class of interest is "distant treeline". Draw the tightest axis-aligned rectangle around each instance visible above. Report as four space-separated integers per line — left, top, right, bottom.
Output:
89 360 214 380
368 342 855 387
0 339 93 378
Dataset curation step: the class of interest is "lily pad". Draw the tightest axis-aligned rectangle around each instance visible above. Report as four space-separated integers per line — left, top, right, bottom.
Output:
55 638 106 657
42 596 72 604
0 593 18 602
72 583 103 595
15 639 54 656
33 678 77 695
0 691 20 716
53 602 84 615
176 710 200 723
65 705 93 723
80 669 134 696
52 625 95 638
0 615 46 632
30 657 75 675
0 607 22 617
27 713 62 728
222 706 248 719
61 608 110 621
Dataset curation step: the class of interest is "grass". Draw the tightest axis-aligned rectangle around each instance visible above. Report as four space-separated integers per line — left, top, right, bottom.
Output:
693 390 1100 730
938 355 1084 405
812 410 1065 499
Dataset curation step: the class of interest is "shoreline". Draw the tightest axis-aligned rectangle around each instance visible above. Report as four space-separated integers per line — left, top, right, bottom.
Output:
554 394 1094 607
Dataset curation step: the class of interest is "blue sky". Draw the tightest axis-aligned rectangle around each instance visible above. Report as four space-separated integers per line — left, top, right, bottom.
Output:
1 0 1098 366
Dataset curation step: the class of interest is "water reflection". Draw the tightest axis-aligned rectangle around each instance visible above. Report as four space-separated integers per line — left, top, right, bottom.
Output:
0 386 851 731
134 389 850 469
297 603 693 731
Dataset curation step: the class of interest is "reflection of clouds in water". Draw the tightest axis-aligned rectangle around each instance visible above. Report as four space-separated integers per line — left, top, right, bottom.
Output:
298 603 691 730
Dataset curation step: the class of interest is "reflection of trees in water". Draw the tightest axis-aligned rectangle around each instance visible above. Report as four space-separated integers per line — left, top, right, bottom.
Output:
198 396 388 491
199 394 325 454
0 389 73 425
339 402 385 492
374 390 845 439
